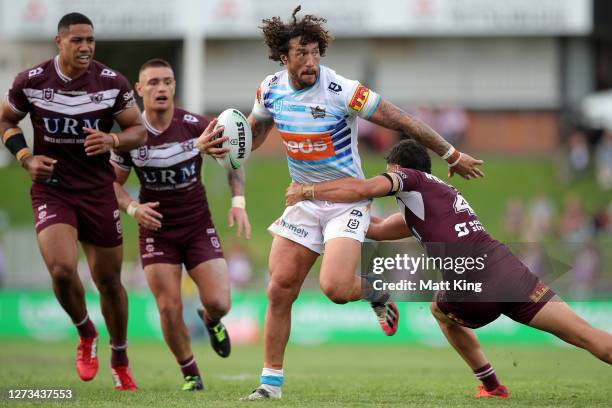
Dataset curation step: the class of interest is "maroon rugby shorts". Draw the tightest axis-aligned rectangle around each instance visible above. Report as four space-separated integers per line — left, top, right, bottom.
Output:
31 183 122 247
139 218 223 270
436 248 556 329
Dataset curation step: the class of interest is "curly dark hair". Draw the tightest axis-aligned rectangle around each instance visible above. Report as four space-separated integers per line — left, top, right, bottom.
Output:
260 5 332 64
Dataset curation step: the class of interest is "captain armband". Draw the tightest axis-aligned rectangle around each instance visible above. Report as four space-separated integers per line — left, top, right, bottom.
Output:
2 127 31 162
381 173 401 196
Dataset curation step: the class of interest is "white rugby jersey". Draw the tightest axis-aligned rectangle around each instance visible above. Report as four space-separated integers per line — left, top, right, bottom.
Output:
251 65 380 184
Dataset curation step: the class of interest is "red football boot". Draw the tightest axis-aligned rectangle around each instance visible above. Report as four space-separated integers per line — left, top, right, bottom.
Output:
473 385 510 399
112 366 138 391
371 301 400 336
76 335 98 381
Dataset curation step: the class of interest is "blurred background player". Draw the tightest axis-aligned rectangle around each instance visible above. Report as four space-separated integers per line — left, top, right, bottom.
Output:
243 6 484 400
286 139 612 399
0 12 146 390
111 58 251 391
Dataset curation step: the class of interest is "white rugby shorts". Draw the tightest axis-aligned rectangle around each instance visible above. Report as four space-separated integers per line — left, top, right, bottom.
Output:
268 200 371 254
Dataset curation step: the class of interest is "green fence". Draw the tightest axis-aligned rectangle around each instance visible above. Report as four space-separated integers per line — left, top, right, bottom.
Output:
1 291 611 344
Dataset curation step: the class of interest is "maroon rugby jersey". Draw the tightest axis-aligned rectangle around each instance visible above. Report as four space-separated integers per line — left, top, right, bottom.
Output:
392 168 497 255
111 107 210 228
5 56 136 190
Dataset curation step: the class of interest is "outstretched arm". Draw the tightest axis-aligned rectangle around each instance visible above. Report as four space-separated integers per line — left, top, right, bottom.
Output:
367 99 484 179
285 175 397 205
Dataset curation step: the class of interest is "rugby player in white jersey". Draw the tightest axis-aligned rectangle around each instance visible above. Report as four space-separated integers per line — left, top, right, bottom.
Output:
243 6 484 400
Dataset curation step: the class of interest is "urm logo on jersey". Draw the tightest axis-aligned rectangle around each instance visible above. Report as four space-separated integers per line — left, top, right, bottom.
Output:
141 162 197 186
43 117 101 136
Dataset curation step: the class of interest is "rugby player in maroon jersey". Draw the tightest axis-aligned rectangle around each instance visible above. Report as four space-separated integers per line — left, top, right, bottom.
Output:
0 13 146 390
286 139 612 399
111 59 251 391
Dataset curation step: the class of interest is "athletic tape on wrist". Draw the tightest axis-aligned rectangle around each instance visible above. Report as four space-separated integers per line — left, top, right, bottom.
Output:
126 201 140 217
441 146 456 160
231 195 246 209
448 152 463 167
110 133 120 148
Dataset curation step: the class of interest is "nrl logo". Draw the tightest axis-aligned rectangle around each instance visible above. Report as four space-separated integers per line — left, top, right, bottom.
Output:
310 105 326 119
137 146 149 160
43 88 54 102
89 93 104 104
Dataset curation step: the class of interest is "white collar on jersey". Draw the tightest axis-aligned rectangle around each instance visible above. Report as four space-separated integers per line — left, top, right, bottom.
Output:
142 111 163 136
54 55 72 83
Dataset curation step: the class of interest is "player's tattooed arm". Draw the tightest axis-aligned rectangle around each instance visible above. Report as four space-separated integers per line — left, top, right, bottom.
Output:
248 114 274 151
227 168 251 239
228 168 245 196
84 106 147 156
369 99 451 156
368 99 484 179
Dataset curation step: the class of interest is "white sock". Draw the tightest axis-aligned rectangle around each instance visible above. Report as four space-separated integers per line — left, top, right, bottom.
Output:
260 368 283 396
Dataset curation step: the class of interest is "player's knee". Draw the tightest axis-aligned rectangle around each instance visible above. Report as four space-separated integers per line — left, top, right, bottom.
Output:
579 327 612 362
50 263 76 284
267 279 299 307
157 299 182 322
203 296 230 318
320 282 350 304
93 274 123 295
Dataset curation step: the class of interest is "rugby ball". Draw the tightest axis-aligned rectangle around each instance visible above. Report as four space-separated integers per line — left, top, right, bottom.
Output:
214 108 252 170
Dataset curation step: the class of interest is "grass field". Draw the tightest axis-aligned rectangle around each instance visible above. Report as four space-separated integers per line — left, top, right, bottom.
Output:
1 341 611 407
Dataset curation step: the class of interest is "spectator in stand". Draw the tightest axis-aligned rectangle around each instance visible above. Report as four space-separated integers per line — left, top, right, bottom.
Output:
593 204 610 236
501 198 524 240
571 241 600 299
435 103 469 147
522 194 555 241
595 131 612 190
226 240 253 288
560 195 592 243
567 130 590 179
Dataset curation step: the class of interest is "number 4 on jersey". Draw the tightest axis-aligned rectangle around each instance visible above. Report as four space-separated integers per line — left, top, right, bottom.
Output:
453 193 475 215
